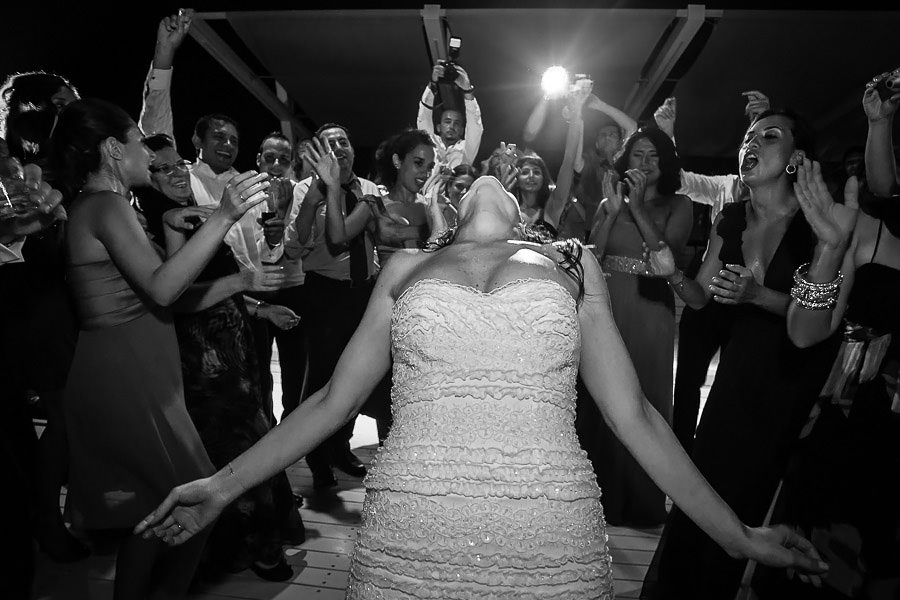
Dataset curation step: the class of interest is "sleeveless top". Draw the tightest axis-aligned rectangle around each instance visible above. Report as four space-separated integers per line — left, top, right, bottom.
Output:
66 259 149 330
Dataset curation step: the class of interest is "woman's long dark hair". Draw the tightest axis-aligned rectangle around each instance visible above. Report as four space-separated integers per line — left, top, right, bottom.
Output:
0 71 79 164
48 98 134 200
514 153 553 210
613 126 682 195
373 128 434 189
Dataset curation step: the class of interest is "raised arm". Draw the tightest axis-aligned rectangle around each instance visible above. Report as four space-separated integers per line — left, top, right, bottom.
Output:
787 160 860 347
417 64 444 134
301 138 373 245
862 69 899 197
586 94 637 140
138 9 192 139
134 250 421 543
455 66 483 165
522 96 551 147
94 172 268 307
577 249 828 574
586 170 624 257
544 83 590 229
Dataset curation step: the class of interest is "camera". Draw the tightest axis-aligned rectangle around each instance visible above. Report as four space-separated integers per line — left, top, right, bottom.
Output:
874 70 900 102
437 36 462 84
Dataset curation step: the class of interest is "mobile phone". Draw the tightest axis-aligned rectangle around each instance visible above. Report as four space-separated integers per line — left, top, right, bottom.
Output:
260 211 277 222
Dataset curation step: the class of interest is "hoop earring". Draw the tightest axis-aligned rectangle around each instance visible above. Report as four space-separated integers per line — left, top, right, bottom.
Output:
785 164 797 175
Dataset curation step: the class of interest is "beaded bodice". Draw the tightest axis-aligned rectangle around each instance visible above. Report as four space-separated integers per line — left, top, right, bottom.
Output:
348 277 612 599
367 277 594 499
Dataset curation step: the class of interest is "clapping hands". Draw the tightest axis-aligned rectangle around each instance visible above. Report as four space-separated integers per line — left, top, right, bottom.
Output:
301 138 341 189
794 158 859 250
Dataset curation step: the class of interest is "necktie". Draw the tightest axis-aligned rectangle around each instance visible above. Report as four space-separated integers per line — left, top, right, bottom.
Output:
343 184 369 285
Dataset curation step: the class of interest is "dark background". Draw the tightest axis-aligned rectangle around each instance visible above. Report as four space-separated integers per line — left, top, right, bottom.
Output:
7 1 883 176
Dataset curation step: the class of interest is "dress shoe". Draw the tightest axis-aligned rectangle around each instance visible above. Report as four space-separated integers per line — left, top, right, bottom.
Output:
250 557 294 582
333 449 367 478
312 467 338 490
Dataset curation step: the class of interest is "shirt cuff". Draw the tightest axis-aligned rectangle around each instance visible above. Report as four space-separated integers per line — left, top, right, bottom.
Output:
147 67 173 91
0 238 26 264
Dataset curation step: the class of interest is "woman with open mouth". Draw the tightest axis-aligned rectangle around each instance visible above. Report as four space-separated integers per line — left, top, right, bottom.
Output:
640 108 842 599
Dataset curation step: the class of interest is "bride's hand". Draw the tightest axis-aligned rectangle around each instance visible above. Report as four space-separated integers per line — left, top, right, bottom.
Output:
739 524 828 587
133 477 228 546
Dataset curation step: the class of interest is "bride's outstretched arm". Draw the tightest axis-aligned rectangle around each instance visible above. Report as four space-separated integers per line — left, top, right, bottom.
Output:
575 249 828 578
134 252 420 544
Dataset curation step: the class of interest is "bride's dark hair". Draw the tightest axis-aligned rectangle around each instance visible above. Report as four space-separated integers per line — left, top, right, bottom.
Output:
424 225 586 304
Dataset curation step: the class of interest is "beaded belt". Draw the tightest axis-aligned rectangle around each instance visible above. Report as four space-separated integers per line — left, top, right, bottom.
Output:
819 321 896 411
601 255 650 276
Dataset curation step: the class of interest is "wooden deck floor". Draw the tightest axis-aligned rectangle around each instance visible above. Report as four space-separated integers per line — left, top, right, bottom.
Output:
32 301 718 599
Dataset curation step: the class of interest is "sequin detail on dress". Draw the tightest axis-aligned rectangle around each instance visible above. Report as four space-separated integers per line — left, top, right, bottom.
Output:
346 278 614 599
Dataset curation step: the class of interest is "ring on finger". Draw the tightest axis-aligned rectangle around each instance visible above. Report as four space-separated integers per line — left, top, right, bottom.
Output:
174 522 184 531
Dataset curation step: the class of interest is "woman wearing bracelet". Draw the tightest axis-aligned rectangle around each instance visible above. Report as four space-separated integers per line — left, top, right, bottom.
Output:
136 133 305 582
640 109 841 599
751 96 900 596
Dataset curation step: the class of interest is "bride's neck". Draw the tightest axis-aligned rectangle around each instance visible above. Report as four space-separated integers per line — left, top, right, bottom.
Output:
455 212 516 243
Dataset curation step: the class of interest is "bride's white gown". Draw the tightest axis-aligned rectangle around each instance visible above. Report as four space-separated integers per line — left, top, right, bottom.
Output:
346 278 614 599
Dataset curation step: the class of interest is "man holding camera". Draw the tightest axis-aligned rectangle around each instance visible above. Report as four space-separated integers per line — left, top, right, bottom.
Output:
416 60 484 184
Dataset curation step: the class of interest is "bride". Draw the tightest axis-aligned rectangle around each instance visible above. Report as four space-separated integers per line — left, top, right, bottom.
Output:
135 159 828 598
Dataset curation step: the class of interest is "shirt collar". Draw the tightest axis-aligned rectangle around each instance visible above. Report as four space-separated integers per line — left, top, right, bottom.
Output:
190 160 238 181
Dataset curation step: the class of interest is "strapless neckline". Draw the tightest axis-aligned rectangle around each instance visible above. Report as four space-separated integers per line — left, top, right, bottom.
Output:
395 276 577 309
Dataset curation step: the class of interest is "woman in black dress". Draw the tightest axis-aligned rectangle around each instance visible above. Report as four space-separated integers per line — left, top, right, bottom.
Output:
751 80 900 599
639 109 840 599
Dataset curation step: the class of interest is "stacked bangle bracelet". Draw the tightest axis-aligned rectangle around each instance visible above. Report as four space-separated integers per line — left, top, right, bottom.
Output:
790 262 842 311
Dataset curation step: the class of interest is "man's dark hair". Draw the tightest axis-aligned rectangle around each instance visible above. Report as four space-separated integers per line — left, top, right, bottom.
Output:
258 130 291 153
315 122 352 142
193 113 240 140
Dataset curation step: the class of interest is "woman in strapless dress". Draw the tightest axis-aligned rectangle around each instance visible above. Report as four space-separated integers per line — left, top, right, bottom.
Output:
136 174 829 599
51 98 270 600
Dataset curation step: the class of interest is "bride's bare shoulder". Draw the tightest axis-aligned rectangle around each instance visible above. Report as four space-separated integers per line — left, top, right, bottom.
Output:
381 249 438 299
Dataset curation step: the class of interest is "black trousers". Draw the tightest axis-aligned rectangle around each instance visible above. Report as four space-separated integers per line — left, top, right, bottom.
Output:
672 303 726 454
299 272 374 474
249 283 309 426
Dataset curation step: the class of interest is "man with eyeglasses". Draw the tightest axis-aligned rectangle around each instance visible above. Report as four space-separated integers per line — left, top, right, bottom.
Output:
138 8 275 275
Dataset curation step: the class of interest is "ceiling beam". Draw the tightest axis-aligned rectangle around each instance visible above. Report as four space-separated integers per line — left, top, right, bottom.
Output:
421 4 448 65
623 4 710 118
188 15 310 140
